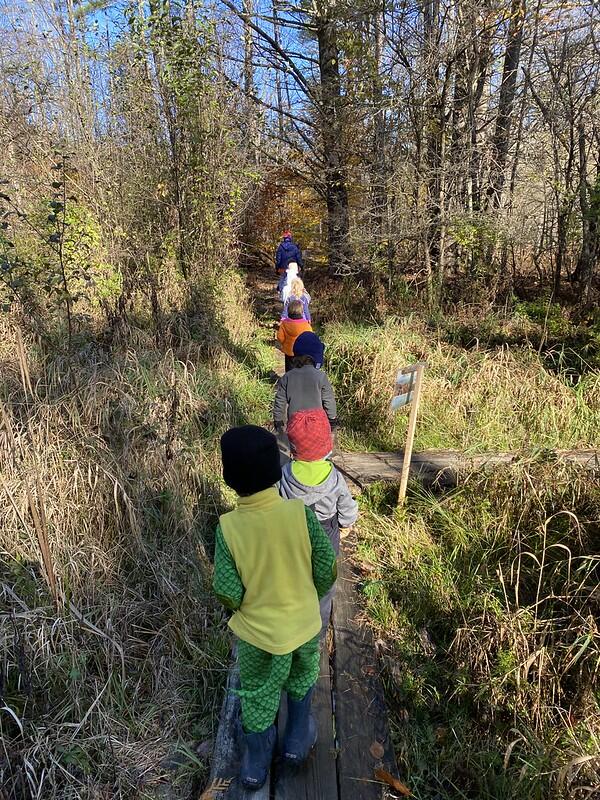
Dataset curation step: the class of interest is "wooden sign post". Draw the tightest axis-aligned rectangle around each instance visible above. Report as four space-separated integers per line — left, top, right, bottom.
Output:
391 362 426 505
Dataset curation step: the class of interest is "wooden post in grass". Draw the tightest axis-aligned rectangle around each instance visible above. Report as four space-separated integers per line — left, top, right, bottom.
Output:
392 362 425 505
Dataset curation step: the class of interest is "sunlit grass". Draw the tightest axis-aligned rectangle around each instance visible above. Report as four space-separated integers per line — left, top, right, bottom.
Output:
355 466 600 799
325 316 600 453
4 274 600 800
322 306 600 799
0 272 273 798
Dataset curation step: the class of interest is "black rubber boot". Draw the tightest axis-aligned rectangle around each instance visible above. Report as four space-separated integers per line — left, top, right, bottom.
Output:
282 688 317 765
240 724 277 790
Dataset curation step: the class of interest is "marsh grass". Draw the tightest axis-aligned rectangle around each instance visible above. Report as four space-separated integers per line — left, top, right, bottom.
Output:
323 305 600 799
325 316 600 453
4 267 600 800
354 465 600 800
0 271 272 798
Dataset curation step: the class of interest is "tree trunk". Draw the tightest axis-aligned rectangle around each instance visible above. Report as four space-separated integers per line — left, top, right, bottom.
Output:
371 10 386 234
554 203 569 298
486 0 526 210
272 0 284 142
422 0 447 304
242 0 258 163
316 11 354 275
242 0 254 98
574 126 600 302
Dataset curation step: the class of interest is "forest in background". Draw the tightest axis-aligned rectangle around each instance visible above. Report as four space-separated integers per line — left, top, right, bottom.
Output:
1 0 599 798
1 0 599 323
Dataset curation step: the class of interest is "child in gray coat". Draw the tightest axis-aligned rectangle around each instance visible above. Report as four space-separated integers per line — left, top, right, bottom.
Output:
273 332 337 433
279 408 358 631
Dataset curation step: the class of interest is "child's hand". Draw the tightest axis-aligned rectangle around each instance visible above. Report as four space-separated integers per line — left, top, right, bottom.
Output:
340 526 353 540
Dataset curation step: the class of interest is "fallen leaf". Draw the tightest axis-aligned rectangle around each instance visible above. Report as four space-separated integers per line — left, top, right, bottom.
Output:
374 767 411 796
369 740 385 759
199 777 232 799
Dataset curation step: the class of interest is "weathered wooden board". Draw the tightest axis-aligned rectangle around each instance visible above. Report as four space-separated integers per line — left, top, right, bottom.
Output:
208 666 271 800
276 431 291 466
274 645 338 799
332 547 398 799
334 448 600 488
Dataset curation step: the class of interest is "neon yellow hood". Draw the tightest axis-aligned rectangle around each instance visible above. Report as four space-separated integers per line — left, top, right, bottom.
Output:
291 459 333 486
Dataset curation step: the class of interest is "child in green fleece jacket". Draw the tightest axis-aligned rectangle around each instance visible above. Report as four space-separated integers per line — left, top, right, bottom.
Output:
213 425 336 790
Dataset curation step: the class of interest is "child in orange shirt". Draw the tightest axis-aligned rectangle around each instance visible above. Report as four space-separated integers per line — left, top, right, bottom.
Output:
277 299 312 371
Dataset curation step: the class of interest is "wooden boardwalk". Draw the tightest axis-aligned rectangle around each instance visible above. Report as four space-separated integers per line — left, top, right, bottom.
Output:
334 448 600 489
207 544 399 799
206 272 400 798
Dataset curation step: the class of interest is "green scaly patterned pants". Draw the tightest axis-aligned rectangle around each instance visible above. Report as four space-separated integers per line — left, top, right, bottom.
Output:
236 634 320 732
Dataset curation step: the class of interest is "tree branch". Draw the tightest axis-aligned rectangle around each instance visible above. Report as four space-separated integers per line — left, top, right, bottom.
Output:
219 0 317 101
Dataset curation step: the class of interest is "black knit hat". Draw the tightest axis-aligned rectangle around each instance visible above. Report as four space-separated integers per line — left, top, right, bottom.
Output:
220 425 282 495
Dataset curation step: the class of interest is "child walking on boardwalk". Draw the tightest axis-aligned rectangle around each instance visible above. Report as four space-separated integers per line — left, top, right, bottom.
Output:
282 277 311 322
277 299 312 372
280 261 300 303
275 230 303 295
279 409 358 630
273 332 337 432
213 425 336 790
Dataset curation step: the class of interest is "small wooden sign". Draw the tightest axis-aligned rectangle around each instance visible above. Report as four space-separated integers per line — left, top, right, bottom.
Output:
390 363 424 411
391 362 426 504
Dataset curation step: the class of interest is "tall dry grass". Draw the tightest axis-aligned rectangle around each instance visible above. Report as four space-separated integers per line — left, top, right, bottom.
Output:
325 316 600 452
0 270 271 798
357 464 600 799
321 305 600 799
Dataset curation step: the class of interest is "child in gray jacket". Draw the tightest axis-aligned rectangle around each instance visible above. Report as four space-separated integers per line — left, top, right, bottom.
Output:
279 408 358 631
273 332 337 433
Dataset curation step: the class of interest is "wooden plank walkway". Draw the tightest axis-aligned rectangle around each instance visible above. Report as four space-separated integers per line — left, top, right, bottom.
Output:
333 553 397 799
334 447 600 489
205 272 401 797
275 645 338 799
206 544 400 799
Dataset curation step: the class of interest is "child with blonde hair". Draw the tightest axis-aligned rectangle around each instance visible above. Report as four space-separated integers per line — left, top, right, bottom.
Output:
280 262 299 303
282 277 311 322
